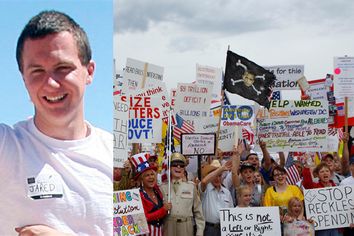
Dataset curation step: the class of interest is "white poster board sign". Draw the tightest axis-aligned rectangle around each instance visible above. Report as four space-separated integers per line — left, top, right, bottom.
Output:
334 56 354 97
194 117 238 153
124 95 162 143
220 206 281 236
181 133 216 156
306 78 328 101
265 65 304 90
122 58 164 94
113 189 149 235
256 100 328 152
174 83 213 127
304 185 354 230
196 64 223 103
131 81 171 121
113 95 128 168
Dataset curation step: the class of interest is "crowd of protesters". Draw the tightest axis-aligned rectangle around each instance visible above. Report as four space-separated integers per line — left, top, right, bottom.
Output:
114 131 354 236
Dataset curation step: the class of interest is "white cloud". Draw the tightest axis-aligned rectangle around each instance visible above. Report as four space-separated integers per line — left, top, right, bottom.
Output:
114 0 354 98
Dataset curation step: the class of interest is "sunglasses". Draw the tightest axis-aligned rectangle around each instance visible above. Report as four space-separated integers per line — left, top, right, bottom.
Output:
171 162 185 168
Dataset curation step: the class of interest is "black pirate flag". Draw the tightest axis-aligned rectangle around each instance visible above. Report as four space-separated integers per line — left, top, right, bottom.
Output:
223 50 276 108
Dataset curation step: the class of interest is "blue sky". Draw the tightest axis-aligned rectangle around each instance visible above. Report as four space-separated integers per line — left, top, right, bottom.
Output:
0 0 112 132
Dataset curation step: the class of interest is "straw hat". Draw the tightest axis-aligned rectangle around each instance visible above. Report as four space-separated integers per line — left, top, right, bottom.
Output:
201 159 221 179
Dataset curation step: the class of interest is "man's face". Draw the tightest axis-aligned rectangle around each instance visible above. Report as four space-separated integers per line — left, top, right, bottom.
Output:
241 168 255 184
21 31 95 128
247 154 259 169
322 157 334 171
211 173 222 188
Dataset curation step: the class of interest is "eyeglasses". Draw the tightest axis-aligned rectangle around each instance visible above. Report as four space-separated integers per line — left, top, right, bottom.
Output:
171 163 185 168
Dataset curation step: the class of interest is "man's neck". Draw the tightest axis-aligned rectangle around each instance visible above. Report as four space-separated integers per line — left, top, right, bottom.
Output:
34 116 89 140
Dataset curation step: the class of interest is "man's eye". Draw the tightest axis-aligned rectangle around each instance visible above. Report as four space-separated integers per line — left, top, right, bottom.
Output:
30 69 44 74
57 66 72 72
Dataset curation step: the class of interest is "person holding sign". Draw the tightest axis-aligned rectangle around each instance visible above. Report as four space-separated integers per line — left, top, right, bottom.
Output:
161 152 205 236
130 153 172 236
199 159 234 236
302 162 341 236
282 197 315 236
0 10 112 235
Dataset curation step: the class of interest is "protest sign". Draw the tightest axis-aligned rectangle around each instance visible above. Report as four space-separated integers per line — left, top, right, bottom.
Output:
170 88 177 110
122 58 164 94
305 78 328 101
304 185 354 230
113 189 149 236
220 206 281 236
221 105 255 127
283 221 315 236
114 70 124 96
256 100 328 152
181 133 216 156
194 117 238 154
131 81 170 121
196 64 223 104
334 56 354 97
113 95 129 167
174 83 213 127
123 95 162 143
265 65 304 90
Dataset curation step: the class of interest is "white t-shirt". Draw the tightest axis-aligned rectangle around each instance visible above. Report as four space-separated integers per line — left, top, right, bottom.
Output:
0 118 113 235
340 176 354 186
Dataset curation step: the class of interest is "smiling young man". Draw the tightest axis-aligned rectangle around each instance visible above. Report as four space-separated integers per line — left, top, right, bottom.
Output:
0 11 112 235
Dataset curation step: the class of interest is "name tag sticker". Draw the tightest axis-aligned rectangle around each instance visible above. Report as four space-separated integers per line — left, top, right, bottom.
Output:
26 166 63 200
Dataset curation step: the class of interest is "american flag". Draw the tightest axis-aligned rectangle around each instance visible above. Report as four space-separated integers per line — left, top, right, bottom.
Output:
172 113 195 141
328 127 344 140
242 126 255 145
271 91 281 100
285 152 302 185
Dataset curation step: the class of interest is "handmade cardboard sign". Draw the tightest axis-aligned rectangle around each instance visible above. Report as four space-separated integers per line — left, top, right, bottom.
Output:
181 133 216 156
113 95 128 167
113 189 149 235
219 206 281 236
304 185 354 230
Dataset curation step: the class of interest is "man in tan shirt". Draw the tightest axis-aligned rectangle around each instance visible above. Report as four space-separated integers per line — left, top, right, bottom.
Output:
161 152 205 236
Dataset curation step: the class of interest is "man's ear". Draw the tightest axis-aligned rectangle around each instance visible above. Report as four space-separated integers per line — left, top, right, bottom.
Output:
86 60 95 85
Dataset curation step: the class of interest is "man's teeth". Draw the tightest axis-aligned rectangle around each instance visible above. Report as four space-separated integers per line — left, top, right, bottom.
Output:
46 95 65 101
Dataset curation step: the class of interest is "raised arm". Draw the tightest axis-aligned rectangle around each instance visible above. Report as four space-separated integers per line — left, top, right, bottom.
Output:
260 140 272 171
200 160 232 192
231 140 244 188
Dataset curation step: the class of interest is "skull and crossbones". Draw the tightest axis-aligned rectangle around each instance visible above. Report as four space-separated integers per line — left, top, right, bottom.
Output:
231 59 265 95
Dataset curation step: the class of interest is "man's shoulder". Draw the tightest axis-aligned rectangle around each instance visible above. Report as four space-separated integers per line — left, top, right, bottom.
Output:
0 119 31 139
341 176 354 186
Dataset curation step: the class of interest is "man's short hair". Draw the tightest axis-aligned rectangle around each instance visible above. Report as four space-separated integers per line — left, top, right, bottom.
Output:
245 153 258 160
16 10 92 72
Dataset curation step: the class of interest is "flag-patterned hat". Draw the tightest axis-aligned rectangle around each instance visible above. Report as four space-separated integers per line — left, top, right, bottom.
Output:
130 153 157 180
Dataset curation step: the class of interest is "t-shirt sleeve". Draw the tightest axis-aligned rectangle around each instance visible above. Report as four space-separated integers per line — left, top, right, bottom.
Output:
263 187 273 206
